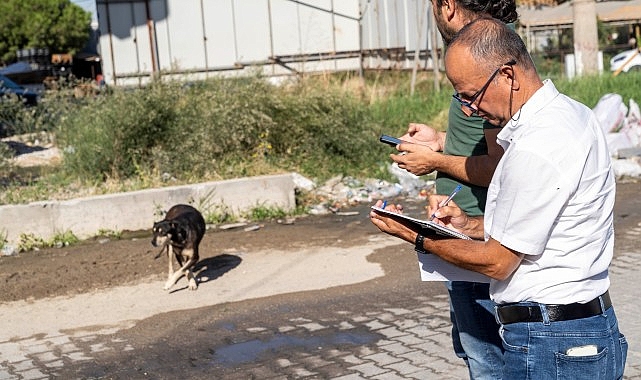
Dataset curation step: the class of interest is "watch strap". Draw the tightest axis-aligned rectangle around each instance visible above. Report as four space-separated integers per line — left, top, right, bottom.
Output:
415 233 427 254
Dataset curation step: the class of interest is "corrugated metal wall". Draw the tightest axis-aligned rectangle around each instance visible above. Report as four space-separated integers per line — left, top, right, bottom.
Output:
96 0 439 86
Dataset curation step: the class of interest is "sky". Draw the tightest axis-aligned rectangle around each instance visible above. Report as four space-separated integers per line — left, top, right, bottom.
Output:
70 0 98 24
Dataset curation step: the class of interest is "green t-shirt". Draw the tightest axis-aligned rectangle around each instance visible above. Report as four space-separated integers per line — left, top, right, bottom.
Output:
434 22 514 216
434 98 495 216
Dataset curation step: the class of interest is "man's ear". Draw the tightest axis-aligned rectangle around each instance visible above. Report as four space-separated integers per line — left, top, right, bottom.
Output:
501 65 520 91
445 0 456 20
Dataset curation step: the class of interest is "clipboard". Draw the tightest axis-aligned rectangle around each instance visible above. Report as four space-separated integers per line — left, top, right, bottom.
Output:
370 206 471 240
371 206 489 281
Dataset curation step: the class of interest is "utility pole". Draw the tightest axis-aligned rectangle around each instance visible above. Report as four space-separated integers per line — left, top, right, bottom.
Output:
572 0 599 75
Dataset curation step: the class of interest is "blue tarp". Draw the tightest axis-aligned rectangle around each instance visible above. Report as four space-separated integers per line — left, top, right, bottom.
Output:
0 61 33 76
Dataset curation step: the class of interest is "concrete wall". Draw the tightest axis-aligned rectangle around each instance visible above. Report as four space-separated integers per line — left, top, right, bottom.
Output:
0 173 296 246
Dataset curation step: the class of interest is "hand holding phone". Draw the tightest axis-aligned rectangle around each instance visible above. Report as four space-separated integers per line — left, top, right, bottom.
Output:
379 134 406 147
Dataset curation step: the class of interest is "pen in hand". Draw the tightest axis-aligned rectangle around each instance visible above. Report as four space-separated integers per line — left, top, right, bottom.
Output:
429 184 462 221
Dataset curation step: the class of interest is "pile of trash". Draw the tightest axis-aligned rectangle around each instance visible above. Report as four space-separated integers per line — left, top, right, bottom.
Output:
293 165 435 215
593 93 641 178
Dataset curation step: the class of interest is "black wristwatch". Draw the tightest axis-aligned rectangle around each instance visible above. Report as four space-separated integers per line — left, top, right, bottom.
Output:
414 233 427 254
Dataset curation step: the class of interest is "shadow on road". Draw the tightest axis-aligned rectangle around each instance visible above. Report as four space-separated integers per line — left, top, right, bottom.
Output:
168 254 242 293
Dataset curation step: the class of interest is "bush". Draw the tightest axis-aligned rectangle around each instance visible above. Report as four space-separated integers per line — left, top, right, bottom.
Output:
265 83 381 178
56 82 179 180
54 76 397 183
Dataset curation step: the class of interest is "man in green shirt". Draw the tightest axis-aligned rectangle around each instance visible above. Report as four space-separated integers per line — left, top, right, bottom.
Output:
388 0 517 378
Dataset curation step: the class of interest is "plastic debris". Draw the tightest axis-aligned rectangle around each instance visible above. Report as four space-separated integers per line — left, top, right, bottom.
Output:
1 244 18 256
593 93 641 178
218 222 249 230
298 165 435 214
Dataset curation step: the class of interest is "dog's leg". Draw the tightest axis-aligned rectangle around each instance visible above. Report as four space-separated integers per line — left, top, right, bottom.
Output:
164 263 187 290
184 248 199 290
167 245 174 277
164 249 198 290
164 247 189 290
184 249 199 290
164 245 175 290
164 270 184 290
185 268 197 291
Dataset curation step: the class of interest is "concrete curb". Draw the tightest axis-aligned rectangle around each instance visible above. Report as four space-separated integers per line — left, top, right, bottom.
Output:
0 173 297 246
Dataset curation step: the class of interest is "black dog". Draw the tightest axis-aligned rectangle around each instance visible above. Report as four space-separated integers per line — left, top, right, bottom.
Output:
151 204 206 291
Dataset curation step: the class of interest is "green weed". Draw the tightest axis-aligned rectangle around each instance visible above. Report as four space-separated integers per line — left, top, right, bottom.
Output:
203 203 237 225
49 230 79 247
17 230 79 252
244 204 288 221
0 229 6 251
96 228 122 240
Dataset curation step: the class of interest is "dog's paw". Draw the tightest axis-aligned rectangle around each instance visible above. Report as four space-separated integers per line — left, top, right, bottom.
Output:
188 279 198 291
163 281 174 290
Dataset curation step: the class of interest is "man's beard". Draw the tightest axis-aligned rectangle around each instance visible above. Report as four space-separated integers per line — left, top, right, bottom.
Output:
438 23 457 45
434 13 456 44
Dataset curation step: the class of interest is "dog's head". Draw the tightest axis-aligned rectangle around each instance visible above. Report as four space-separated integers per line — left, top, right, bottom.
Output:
151 220 174 247
151 219 188 247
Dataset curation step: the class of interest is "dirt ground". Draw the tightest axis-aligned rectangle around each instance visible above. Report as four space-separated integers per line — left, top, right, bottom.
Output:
0 201 380 303
1 180 639 304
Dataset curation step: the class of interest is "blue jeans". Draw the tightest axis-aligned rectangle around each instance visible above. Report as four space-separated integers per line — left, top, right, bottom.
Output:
499 304 628 379
447 281 504 380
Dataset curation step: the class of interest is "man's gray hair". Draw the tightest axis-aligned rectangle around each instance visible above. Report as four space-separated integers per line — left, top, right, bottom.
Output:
450 18 534 73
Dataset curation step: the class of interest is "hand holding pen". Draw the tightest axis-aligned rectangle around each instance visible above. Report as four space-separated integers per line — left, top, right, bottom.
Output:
429 184 462 221
377 200 403 214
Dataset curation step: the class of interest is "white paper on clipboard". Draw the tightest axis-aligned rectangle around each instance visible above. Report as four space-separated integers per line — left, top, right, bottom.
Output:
417 253 490 282
370 206 471 240
370 206 488 281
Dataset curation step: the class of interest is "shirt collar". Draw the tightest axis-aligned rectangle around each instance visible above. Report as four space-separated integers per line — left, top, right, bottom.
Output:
497 79 558 150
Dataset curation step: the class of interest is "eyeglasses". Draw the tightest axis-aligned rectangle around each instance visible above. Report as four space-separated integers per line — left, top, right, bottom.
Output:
452 59 516 116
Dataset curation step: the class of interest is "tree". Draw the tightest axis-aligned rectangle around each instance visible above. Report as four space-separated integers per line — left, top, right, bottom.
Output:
0 0 91 65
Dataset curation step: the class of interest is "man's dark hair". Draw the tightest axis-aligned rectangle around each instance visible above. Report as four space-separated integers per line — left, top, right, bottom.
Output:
434 0 518 24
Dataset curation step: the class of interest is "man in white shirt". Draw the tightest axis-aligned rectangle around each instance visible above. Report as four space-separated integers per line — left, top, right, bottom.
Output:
370 18 627 379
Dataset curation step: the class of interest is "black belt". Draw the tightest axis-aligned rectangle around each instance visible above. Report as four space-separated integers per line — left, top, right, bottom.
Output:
496 291 611 325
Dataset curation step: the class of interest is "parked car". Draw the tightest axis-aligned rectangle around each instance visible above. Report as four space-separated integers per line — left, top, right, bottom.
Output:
0 74 39 105
610 48 641 73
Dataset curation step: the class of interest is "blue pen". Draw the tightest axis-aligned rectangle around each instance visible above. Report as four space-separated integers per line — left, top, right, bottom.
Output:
381 200 387 209
430 184 462 221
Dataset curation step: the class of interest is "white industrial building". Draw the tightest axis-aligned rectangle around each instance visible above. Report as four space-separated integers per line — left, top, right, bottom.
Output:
78 0 641 86
90 0 441 86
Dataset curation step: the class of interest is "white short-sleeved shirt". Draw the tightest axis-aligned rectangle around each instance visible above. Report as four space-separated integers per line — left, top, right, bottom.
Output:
485 80 615 305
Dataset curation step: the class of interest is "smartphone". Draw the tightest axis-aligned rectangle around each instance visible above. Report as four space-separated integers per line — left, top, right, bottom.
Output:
566 345 598 356
379 134 405 147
